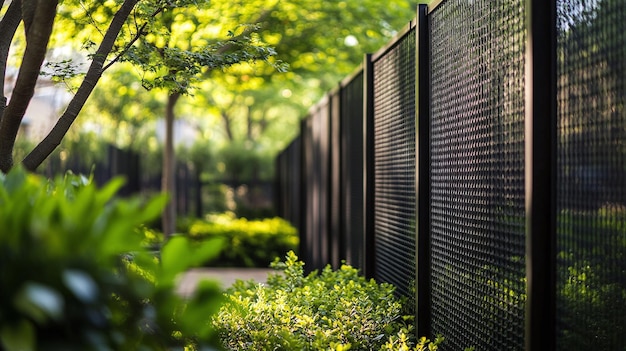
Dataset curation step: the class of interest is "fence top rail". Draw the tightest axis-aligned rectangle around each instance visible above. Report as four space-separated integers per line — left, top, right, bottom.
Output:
427 0 446 14
340 62 364 88
306 93 330 116
371 18 417 62
326 61 365 102
328 84 341 98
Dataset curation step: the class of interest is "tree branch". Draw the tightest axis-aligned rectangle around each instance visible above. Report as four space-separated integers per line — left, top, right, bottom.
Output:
221 111 234 142
102 6 166 72
23 0 140 171
215 10 273 56
20 0 36 34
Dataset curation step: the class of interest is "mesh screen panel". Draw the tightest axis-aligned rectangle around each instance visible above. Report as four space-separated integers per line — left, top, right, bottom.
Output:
428 1 526 350
341 72 365 271
372 29 417 303
556 1 626 349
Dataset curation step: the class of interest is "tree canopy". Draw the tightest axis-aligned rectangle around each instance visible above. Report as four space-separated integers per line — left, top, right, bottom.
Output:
0 0 282 173
1 0 421 232
78 0 419 156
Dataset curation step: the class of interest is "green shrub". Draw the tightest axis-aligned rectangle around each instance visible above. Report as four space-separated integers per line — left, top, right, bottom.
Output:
213 251 404 350
184 212 299 267
0 167 224 351
381 329 444 351
556 207 626 350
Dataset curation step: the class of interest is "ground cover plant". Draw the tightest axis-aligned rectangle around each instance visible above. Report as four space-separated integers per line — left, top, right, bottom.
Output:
556 207 626 350
0 168 224 351
213 251 443 351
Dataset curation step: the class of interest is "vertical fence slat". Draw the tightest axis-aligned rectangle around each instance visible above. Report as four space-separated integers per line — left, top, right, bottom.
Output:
524 0 557 350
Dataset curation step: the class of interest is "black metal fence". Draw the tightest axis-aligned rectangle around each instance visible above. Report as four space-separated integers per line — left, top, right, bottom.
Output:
42 144 202 217
275 0 626 350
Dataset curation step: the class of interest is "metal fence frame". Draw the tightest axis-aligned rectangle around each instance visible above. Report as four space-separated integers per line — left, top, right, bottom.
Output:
275 1 624 350
42 144 203 217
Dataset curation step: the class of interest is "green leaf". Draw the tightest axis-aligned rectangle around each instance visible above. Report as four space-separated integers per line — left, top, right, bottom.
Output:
0 319 35 351
178 280 224 338
160 236 194 283
160 236 223 283
14 283 64 323
192 237 224 266
63 269 98 303
137 193 168 223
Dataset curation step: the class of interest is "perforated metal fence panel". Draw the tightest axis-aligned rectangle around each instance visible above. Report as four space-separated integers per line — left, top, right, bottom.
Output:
275 2 626 349
371 27 417 303
556 1 626 349
428 1 526 350
341 72 365 271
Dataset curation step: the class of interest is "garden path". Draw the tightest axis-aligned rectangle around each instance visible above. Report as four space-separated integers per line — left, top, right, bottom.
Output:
176 268 275 297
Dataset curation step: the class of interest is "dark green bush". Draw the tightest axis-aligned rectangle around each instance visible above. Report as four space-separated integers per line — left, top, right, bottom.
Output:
184 213 298 267
213 251 406 350
556 208 626 350
0 168 224 351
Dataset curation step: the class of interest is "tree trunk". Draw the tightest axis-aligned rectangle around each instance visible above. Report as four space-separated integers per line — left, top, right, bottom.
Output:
0 0 58 173
162 92 180 237
221 111 234 142
0 0 23 124
245 105 252 141
22 0 139 171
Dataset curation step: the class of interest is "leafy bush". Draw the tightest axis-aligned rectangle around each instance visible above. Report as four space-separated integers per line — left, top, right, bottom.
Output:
213 251 405 350
0 168 224 351
184 212 299 267
381 330 444 351
556 207 626 350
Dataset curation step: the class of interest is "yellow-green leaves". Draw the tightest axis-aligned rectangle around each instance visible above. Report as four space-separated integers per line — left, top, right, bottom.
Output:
215 251 405 350
184 214 299 267
0 319 35 351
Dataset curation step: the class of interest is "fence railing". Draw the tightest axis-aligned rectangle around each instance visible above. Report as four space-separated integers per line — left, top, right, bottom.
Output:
41 144 203 217
274 1 626 350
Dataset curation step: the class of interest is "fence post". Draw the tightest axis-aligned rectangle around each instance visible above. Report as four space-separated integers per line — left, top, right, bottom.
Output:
524 0 557 350
299 118 311 270
363 53 375 279
330 88 343 269
318 97 331 271
414 3 431 338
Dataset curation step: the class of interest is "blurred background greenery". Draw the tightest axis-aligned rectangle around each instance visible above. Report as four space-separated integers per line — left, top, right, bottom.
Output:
9 0 422 225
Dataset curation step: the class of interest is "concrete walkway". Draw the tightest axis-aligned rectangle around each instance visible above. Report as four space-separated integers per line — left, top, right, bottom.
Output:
176 268 276 297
